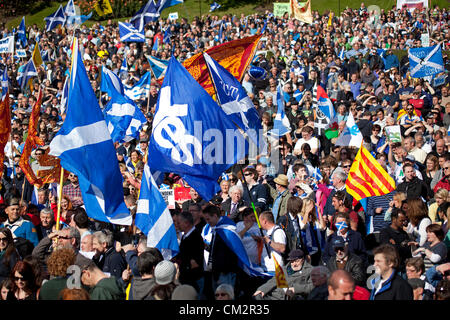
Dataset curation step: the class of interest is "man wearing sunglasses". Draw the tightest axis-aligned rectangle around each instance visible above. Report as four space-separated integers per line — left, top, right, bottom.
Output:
433 160 450 194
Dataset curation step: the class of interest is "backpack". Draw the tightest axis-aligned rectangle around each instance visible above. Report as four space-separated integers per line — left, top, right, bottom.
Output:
13 237 34 259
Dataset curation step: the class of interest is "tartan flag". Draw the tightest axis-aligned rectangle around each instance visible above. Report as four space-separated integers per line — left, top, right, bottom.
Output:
345 145 396 202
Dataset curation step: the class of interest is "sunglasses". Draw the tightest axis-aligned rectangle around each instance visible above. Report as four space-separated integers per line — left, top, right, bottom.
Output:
244 173 252 176
215 293 229 297
342 165 351 168
0 237 8 242
14 276 25 281
334 247 345 252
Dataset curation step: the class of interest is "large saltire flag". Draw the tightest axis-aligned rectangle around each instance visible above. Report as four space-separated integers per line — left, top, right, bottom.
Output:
345 145 396 202
17 58 38 91
182 34 262 97
17 17 27 48
95 0 113 16
119 22 145 43
44 5 66 32
135 163 179 260
49 38 132 225
290 0 313 24
148 56 247 201
0 69 11 180
408 44 444 78
147 55 169 81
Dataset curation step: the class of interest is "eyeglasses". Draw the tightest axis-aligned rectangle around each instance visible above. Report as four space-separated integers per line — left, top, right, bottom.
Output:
342 165 351 168
215 293 229 297
58 236 71 240
444 167 450 171
0 237 8 242
244 173 252 176
14 276 25 281
334 247 345 252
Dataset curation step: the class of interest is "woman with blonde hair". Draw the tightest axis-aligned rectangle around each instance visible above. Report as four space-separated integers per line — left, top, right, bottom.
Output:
298 198 327 266
428 189 449 223
384 192 407 221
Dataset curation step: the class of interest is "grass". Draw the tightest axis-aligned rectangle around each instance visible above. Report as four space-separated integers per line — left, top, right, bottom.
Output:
5 0 450 30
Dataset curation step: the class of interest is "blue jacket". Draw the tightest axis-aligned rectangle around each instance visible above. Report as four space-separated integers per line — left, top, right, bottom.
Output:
0 217 39 247
369 270 413 300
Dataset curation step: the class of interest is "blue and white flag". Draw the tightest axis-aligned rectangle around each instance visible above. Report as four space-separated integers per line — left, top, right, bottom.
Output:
63 0 77 17
124 155 135 174
136 163 179 259
409 44 445 78
148 56 247 201
217 20 224 43
293 88 304 103
124 71 152 100
311 166 323 181
103 88 147 143
44 5 66 32
17 17 27 48
210 1 221 12
119 22 145 43
100 66 125 96
1 68 8 100
130 0 161 32
269 84 291 137
159 0 183 12
147 55 169 80
120 56 128 76
49 38 132 225
163 27 171 44
203 52 263 146
214 216 273 278
17 59 37 90
335 112 363 148
221 172 229 181
248 65 267 81
152 36 159 52
60 76 69 114
66 12 92 26
338 47 345 60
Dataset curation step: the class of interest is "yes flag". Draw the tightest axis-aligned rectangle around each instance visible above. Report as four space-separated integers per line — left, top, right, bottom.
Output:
49 38 132 225
119 22 145 43
203 52 262 146
17 17 27 48
269 84 291 137
124 71 152 100
103 89 147 143
135 163 179 259
408 44 444 78
148 56 247 201
335 112 363 148
44 5 66 32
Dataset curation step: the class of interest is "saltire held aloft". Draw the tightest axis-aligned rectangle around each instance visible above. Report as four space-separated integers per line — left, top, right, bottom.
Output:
124 71 152 101
44 5 66 32
17 58 38 91
49 38 132 225
130 0 161 32
17 17 27 48
135 163 179 260
408 44 444 78
0 69 12 180
119 22 145 43
147 55 169 82
148 56 247 201
345 145 396 202
269 84 292 138
335 112 363 148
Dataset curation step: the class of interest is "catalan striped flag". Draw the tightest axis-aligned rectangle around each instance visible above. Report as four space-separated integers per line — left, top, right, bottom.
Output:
345 145 396 202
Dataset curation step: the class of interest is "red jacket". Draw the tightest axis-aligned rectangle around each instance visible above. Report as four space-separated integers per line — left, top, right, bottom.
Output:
434 176 450 193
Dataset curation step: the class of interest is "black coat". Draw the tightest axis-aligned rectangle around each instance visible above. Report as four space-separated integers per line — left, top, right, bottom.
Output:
370 271 413 300
94 247 127 280
175 228 204 287
396 177 431 200
220 198 248 223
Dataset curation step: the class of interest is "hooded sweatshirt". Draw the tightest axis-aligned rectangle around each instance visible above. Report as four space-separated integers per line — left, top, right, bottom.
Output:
90 276 125 300
130 277 156 300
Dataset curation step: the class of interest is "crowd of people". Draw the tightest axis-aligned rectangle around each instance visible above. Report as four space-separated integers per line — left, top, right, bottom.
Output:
0 2 449 301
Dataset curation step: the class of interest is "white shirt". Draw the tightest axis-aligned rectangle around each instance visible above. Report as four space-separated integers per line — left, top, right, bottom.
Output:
261 225 286 272
236 222 260 265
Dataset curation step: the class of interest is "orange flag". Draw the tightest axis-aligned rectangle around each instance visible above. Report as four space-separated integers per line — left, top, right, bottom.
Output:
0 87 12 180
182 34 262 97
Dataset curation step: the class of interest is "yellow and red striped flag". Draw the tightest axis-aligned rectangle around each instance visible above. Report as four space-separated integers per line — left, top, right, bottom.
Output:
345 145 396 202
273 253 288 288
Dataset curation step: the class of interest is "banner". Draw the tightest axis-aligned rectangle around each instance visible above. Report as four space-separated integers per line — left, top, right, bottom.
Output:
396 0 428 11
0 36 14 54
385 125 402 143
273 3 291 17
159 189 175 209
168 12 178 20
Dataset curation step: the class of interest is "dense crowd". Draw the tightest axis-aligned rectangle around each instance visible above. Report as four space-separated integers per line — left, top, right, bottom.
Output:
0 2 449 301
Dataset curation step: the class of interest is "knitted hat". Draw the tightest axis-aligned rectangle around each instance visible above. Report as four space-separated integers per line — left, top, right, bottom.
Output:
171 285 198 300
154 260 176 285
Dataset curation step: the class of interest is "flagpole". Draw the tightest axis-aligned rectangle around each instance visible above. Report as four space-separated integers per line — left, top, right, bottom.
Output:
55 167 65 231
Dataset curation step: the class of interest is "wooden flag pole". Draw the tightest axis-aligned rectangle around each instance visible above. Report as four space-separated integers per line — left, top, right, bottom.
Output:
55 167 65 231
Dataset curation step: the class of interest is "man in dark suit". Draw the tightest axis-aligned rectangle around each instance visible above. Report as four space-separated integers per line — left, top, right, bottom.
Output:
221 185 248 223
174 211 204 297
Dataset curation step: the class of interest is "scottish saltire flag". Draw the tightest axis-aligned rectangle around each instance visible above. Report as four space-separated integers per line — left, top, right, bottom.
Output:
218 20 224 43
120 56 127 76
203 52 262 146
1 68 8 100
210 1 221 12
44 5 66 32
214 216 273 278
311 166 322 181
269 84 291 137
409 45 444 78
103 88 147 143
119 22 145 43
147 55 169 80
261 19 267 34
136 163 179 259
30 186 39 206
221 172 229 181
163 27 171 44
152 36 159 52
124 71 152 100
17 59 37 90
148 56 247 201
124 155 135 174
60 76 69 114
338 47 345 60
335 112 363 148
130 0 161 32
66 12 92 25
63 0 77 17
17 17 27 48
293 88 304 102
49 38 132 225
100 66 125 96
159 0 183 11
